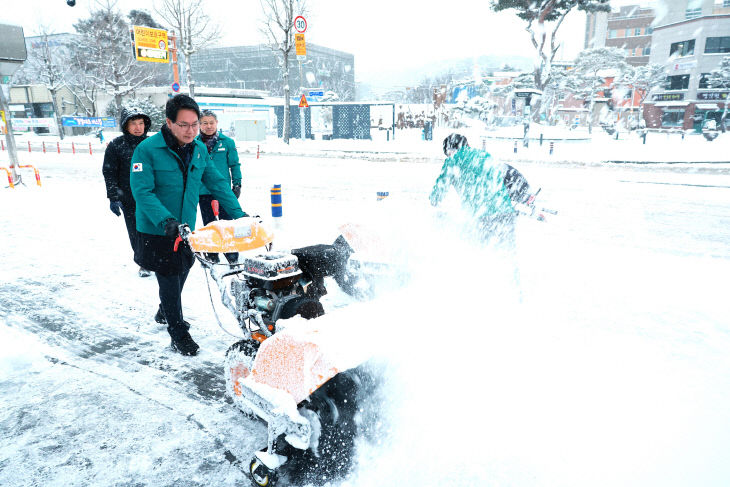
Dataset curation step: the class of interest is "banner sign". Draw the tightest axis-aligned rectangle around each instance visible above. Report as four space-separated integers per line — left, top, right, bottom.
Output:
133 26 169 63
652 93 684 102
11 117 55 128
697 91 729 101
0 110 6 135
62 116 116 128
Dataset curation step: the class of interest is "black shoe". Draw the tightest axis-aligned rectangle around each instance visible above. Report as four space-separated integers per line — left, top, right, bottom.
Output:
170 330 199 356
155 307 191 330
138 267 152 278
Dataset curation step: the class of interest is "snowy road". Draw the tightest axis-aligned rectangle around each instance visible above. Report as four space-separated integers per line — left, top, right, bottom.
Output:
1 150 730 487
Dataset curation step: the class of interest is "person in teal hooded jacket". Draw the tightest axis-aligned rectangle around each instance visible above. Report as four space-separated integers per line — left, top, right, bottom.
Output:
130 94 246 356
430 133 530 247
197 109 242 224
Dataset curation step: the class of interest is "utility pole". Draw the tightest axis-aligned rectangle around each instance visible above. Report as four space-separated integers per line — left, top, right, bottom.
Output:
0 23 27 186
170 32 180 89
0 85 21 184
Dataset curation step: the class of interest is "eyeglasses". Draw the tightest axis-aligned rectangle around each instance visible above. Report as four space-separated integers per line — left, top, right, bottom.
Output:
174 122 200 130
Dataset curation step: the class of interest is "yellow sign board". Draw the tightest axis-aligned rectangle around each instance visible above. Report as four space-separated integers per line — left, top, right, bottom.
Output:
133 26 169 63
298 94 308 108
295 34 306 56
0 110 6 135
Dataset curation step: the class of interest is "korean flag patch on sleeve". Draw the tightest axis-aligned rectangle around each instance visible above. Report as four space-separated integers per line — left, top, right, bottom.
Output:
132 163 143 172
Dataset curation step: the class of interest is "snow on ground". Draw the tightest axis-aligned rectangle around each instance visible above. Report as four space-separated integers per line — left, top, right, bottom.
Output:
1 135 730 486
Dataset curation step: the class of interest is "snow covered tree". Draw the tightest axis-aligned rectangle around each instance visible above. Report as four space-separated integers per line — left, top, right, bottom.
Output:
449 96 494 127
565 47 628 133
618 63 666 129
106 97 165 130
492 0 611 93
155 0 220 97
72 0 152 108
707 55 730 131
259 0 308 144
12 27 69 138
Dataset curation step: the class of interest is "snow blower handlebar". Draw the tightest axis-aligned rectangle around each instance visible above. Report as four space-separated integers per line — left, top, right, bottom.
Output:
515 188 558 221
173 224 193 252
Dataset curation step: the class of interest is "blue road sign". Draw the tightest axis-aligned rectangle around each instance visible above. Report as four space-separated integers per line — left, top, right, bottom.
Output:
172 82 180 92
308 90 324 97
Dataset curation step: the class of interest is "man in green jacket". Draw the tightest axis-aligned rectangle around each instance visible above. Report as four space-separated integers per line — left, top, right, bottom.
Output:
430 133 530 247
130 94 246 356
197 109 242 224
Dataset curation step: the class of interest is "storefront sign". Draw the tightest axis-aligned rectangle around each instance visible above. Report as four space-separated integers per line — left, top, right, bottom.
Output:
652 93 685 102
61 116 116 128
697 91 729 101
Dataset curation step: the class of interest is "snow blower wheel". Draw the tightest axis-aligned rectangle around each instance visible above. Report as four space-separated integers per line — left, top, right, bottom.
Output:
250 457 276 487
224 340 259 412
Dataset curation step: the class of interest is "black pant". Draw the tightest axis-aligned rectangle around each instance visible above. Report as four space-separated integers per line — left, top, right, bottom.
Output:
156 267 190 340
199 194 232 225
120 198 139 256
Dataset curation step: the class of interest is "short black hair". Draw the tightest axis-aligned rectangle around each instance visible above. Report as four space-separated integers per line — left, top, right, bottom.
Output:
165 94 201 122
443 133 468 156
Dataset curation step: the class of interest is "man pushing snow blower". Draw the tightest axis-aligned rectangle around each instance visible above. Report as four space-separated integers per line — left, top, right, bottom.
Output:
131 94 247 356
430 133 552 246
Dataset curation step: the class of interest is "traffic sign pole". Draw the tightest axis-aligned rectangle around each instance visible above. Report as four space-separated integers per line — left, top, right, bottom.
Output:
0 85 21 184
294 16 308 140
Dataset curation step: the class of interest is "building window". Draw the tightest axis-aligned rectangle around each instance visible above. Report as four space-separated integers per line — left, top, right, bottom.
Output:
705 36 730 53
725 0 730 7
648 27 654 34
635 28 642 36
661 110 685 127
666 74 690 90
609 29 618 39
643 45 652 56
699 73 712 89
685 7 702 18
670 39 695 57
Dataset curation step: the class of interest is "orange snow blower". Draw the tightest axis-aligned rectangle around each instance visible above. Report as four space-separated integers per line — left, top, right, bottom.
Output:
175 202 382 486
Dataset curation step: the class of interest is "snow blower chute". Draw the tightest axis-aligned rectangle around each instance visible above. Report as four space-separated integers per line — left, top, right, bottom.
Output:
175 206 381 486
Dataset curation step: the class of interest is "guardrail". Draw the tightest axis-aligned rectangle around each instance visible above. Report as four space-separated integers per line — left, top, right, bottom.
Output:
0 164 41 189
1 139 108 155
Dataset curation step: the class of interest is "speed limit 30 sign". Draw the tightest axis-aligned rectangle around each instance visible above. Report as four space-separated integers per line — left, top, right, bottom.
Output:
294 16 307 33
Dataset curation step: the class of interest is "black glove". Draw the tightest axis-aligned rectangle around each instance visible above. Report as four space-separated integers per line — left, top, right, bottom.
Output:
163 218 181 238
232 185 241 198
109 199 122 216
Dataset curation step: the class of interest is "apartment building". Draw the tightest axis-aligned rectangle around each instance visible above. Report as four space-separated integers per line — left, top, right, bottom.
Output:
585 5 655 66
644 0 730 130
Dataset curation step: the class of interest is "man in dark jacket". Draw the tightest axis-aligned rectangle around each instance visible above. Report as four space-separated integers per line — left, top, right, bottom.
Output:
102 107 152 277
130 94 246 356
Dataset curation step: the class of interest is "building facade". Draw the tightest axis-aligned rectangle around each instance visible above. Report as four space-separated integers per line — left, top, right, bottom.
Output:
190 43 355 101
585 5 655 66
645 9 730 130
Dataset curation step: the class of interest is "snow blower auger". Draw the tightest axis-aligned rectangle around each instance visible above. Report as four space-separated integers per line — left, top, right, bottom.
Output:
175 202 382 487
